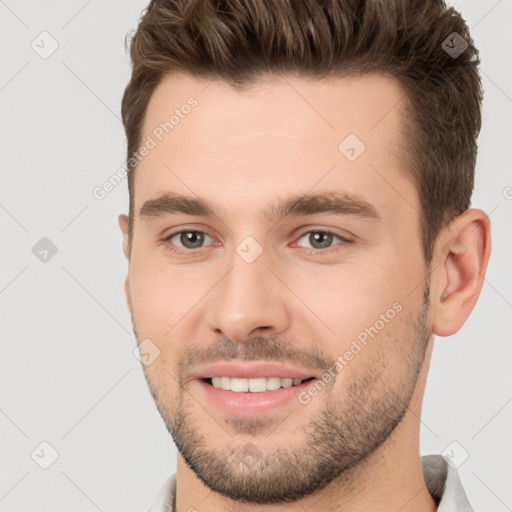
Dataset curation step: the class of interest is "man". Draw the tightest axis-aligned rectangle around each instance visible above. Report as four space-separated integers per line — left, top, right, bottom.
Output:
118 0 491 510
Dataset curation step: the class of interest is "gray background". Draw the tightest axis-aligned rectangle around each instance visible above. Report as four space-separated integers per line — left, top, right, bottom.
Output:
0 1 511 511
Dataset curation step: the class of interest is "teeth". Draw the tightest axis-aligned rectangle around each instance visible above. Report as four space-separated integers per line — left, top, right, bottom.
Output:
248 378 266 392
266 377 281 390
210 376 305 392
220 376 230 391
281 378 293 388
231 377 249 392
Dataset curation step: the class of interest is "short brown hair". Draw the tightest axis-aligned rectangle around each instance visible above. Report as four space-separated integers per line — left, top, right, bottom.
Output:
121 0 482 263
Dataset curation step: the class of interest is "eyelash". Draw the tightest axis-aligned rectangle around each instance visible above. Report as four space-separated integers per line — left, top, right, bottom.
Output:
162 228 352 257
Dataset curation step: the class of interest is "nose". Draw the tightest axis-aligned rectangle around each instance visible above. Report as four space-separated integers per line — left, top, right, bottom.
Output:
207 245 291 342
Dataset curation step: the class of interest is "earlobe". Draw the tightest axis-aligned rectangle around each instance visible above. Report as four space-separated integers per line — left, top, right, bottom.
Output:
431 209 491 337
118 214 131 260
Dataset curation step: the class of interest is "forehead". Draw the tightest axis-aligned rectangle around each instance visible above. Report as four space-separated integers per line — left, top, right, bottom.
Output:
134 72 415 221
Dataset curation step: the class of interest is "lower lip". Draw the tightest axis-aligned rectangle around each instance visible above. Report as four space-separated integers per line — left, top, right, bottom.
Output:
196 379 317 417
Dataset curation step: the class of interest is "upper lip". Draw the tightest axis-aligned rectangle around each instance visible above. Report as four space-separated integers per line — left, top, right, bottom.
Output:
192 362 318 380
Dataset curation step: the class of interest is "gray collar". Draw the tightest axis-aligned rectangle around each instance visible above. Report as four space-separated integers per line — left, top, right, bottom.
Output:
147 454 474 511
422 454 474 511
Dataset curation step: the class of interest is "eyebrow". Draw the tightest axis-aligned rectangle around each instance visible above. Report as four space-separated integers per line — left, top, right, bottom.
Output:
139 191 381 223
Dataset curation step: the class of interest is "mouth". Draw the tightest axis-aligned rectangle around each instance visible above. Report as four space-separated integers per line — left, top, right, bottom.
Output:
193 362 319 416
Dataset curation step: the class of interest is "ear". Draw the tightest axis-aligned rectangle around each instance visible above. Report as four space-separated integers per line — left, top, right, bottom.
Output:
118 214 132 314
431 208 491 337
118 214 131 260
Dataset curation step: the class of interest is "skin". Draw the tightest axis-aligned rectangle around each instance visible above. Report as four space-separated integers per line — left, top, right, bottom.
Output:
119 72 491 512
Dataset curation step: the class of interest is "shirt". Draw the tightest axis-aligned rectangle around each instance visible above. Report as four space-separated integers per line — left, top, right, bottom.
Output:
146 454 474 512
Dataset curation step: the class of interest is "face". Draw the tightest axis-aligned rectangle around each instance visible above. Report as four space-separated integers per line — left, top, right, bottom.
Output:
122 72 433 503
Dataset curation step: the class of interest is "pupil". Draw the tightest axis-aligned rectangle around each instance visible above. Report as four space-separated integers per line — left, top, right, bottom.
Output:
181 231 204 249
310 232 332 249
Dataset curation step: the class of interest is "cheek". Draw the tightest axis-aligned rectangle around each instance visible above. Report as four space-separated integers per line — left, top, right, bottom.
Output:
284 256 422 381
128 263 188 373
128 250 197 333
323 309 420 406
288 263 405 337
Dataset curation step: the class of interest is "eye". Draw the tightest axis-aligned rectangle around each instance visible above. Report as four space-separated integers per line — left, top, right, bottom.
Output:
162 228 352 257
165 230 215 252
294 229 351 253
